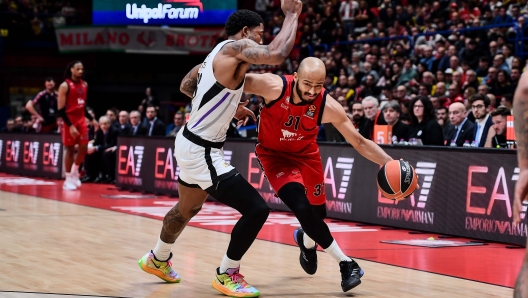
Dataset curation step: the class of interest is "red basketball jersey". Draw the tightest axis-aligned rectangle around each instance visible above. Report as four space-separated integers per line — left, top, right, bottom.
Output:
65 78 87 119
257 75 327 153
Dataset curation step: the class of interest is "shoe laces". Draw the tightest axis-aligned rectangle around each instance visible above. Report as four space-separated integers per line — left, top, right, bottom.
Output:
227 271 249 288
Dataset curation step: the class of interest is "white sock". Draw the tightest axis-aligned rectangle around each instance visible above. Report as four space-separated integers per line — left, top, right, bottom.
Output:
219 254 240 273
303 233 316 249
71 163 79 174
65 172 71 180
152 237 172 261
323 240 352 263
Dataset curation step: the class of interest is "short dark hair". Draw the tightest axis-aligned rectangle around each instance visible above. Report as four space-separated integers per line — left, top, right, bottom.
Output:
469 94 491 107
45 76 54 82
436 106 448 113
382 101 401 113
225 10 264 37
146 104 157 111
490 106 511 117
503 94 514 104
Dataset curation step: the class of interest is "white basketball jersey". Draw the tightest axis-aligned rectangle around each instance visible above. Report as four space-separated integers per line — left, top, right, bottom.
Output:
186 39 244 142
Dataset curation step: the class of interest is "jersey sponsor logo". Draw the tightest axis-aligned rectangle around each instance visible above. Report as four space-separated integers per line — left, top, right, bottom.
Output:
280 103 288 110
77 98 85 105
280 129 304 141
304 105 316 118
285 96 290 104
377 162 437 225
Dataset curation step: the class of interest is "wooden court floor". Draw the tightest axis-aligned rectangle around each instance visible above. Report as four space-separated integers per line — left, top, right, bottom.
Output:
0 191 513 298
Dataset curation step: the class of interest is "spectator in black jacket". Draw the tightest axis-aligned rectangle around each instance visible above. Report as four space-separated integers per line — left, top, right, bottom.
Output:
145 105 165 137
117 111 132 136
82 116 119 183
382 101 409 142
129 110 148 136
1 119 15 132
407 96 445 145
350 102 373 140
444 102 475 146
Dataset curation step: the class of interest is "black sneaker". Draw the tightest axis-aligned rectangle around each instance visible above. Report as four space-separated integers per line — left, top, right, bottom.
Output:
293 227 318 275
339 259 364 292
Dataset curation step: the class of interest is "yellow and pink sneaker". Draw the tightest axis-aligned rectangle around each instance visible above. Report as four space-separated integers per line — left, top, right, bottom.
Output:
212 267 260 297
138 250 181 283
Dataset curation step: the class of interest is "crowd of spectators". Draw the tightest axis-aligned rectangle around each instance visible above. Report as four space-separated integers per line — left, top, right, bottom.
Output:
0 0 79 37
241 0 526 148
2 0 526 181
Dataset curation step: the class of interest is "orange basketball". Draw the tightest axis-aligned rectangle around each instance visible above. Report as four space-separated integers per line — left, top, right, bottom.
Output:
377 160 418 201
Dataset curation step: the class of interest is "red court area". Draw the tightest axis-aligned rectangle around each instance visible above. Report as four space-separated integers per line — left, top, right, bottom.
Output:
0 174 523 288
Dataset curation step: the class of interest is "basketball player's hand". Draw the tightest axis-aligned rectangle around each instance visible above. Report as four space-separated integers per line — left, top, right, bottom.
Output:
513 169 528 225
234 100 256 127
69 125 79 138
281 0 302 16
105 146 116 153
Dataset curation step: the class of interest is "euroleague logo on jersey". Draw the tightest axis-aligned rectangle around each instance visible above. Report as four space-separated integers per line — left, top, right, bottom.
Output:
305 105 316 118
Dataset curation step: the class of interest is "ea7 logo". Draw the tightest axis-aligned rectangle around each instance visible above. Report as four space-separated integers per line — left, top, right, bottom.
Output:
379 162 437 208
23 141 39 164
43 143 61 166
118 146 144 176
6 140 20 162
323 157 354 199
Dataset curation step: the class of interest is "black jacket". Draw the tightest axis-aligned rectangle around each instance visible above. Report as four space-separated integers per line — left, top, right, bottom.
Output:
391 120 410 142
146 118 166 136
117 123 132 136
407 119 445 146
94 126 119 152
129 123 149 136
444 119 475 147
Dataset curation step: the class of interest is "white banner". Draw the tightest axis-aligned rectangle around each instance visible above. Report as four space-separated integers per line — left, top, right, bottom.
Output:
55 26 223 54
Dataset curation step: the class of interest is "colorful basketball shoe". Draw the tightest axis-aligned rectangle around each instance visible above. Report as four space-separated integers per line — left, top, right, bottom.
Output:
138 250 181 283
212 267 260 297
339 259 365 292
293 227 318 274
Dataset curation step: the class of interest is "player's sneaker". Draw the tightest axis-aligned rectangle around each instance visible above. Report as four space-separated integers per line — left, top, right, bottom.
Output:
138 250 181 283
339 259 365 292
212 267 260 297
293 227 318 274
71 171 81 188
63 174 77 190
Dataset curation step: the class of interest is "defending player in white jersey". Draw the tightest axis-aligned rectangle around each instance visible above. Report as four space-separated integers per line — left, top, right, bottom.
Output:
138 1 302 297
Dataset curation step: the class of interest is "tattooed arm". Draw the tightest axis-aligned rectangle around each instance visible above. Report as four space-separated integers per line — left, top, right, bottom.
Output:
513 72 528 225
222 3 302 65
180 64 201 98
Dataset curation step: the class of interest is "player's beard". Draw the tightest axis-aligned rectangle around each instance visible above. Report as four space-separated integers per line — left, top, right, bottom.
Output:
295 81 317 104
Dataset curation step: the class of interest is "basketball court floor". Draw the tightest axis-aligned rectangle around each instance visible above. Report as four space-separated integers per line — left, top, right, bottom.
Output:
0 173 521 297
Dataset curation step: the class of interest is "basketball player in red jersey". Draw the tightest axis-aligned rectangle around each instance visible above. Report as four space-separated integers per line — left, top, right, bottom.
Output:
513 70 528 298
57 61 97 190
243 57 393 292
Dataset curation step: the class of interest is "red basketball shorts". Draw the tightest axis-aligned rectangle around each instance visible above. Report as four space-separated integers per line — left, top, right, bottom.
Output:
255 144 326 205
61 117 89 147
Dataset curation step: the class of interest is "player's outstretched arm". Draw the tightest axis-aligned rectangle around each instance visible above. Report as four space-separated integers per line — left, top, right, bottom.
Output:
322 95 393 166
223 0 302 65
244 73 284 104
180 64 201 98
513 72 528 225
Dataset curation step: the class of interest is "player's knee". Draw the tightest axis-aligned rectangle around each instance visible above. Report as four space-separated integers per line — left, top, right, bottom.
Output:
187 204 202 218
312 203 327 219
249 200 270 224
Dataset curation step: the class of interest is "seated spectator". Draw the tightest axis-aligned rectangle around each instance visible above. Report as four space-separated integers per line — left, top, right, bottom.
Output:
2 119 15 132
445 102 475 146
117 111 132 136
407 96 445 145
382 101 409 142
349 102 372 140
362 96 386 125
14 115 23 132
435 106 451 139
82 116 119 183
129 110 148 136
145 105 165 136
469 94 494 147
484 106 512 148
166 111 186 137
500 93 514 111
106 108 119 129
